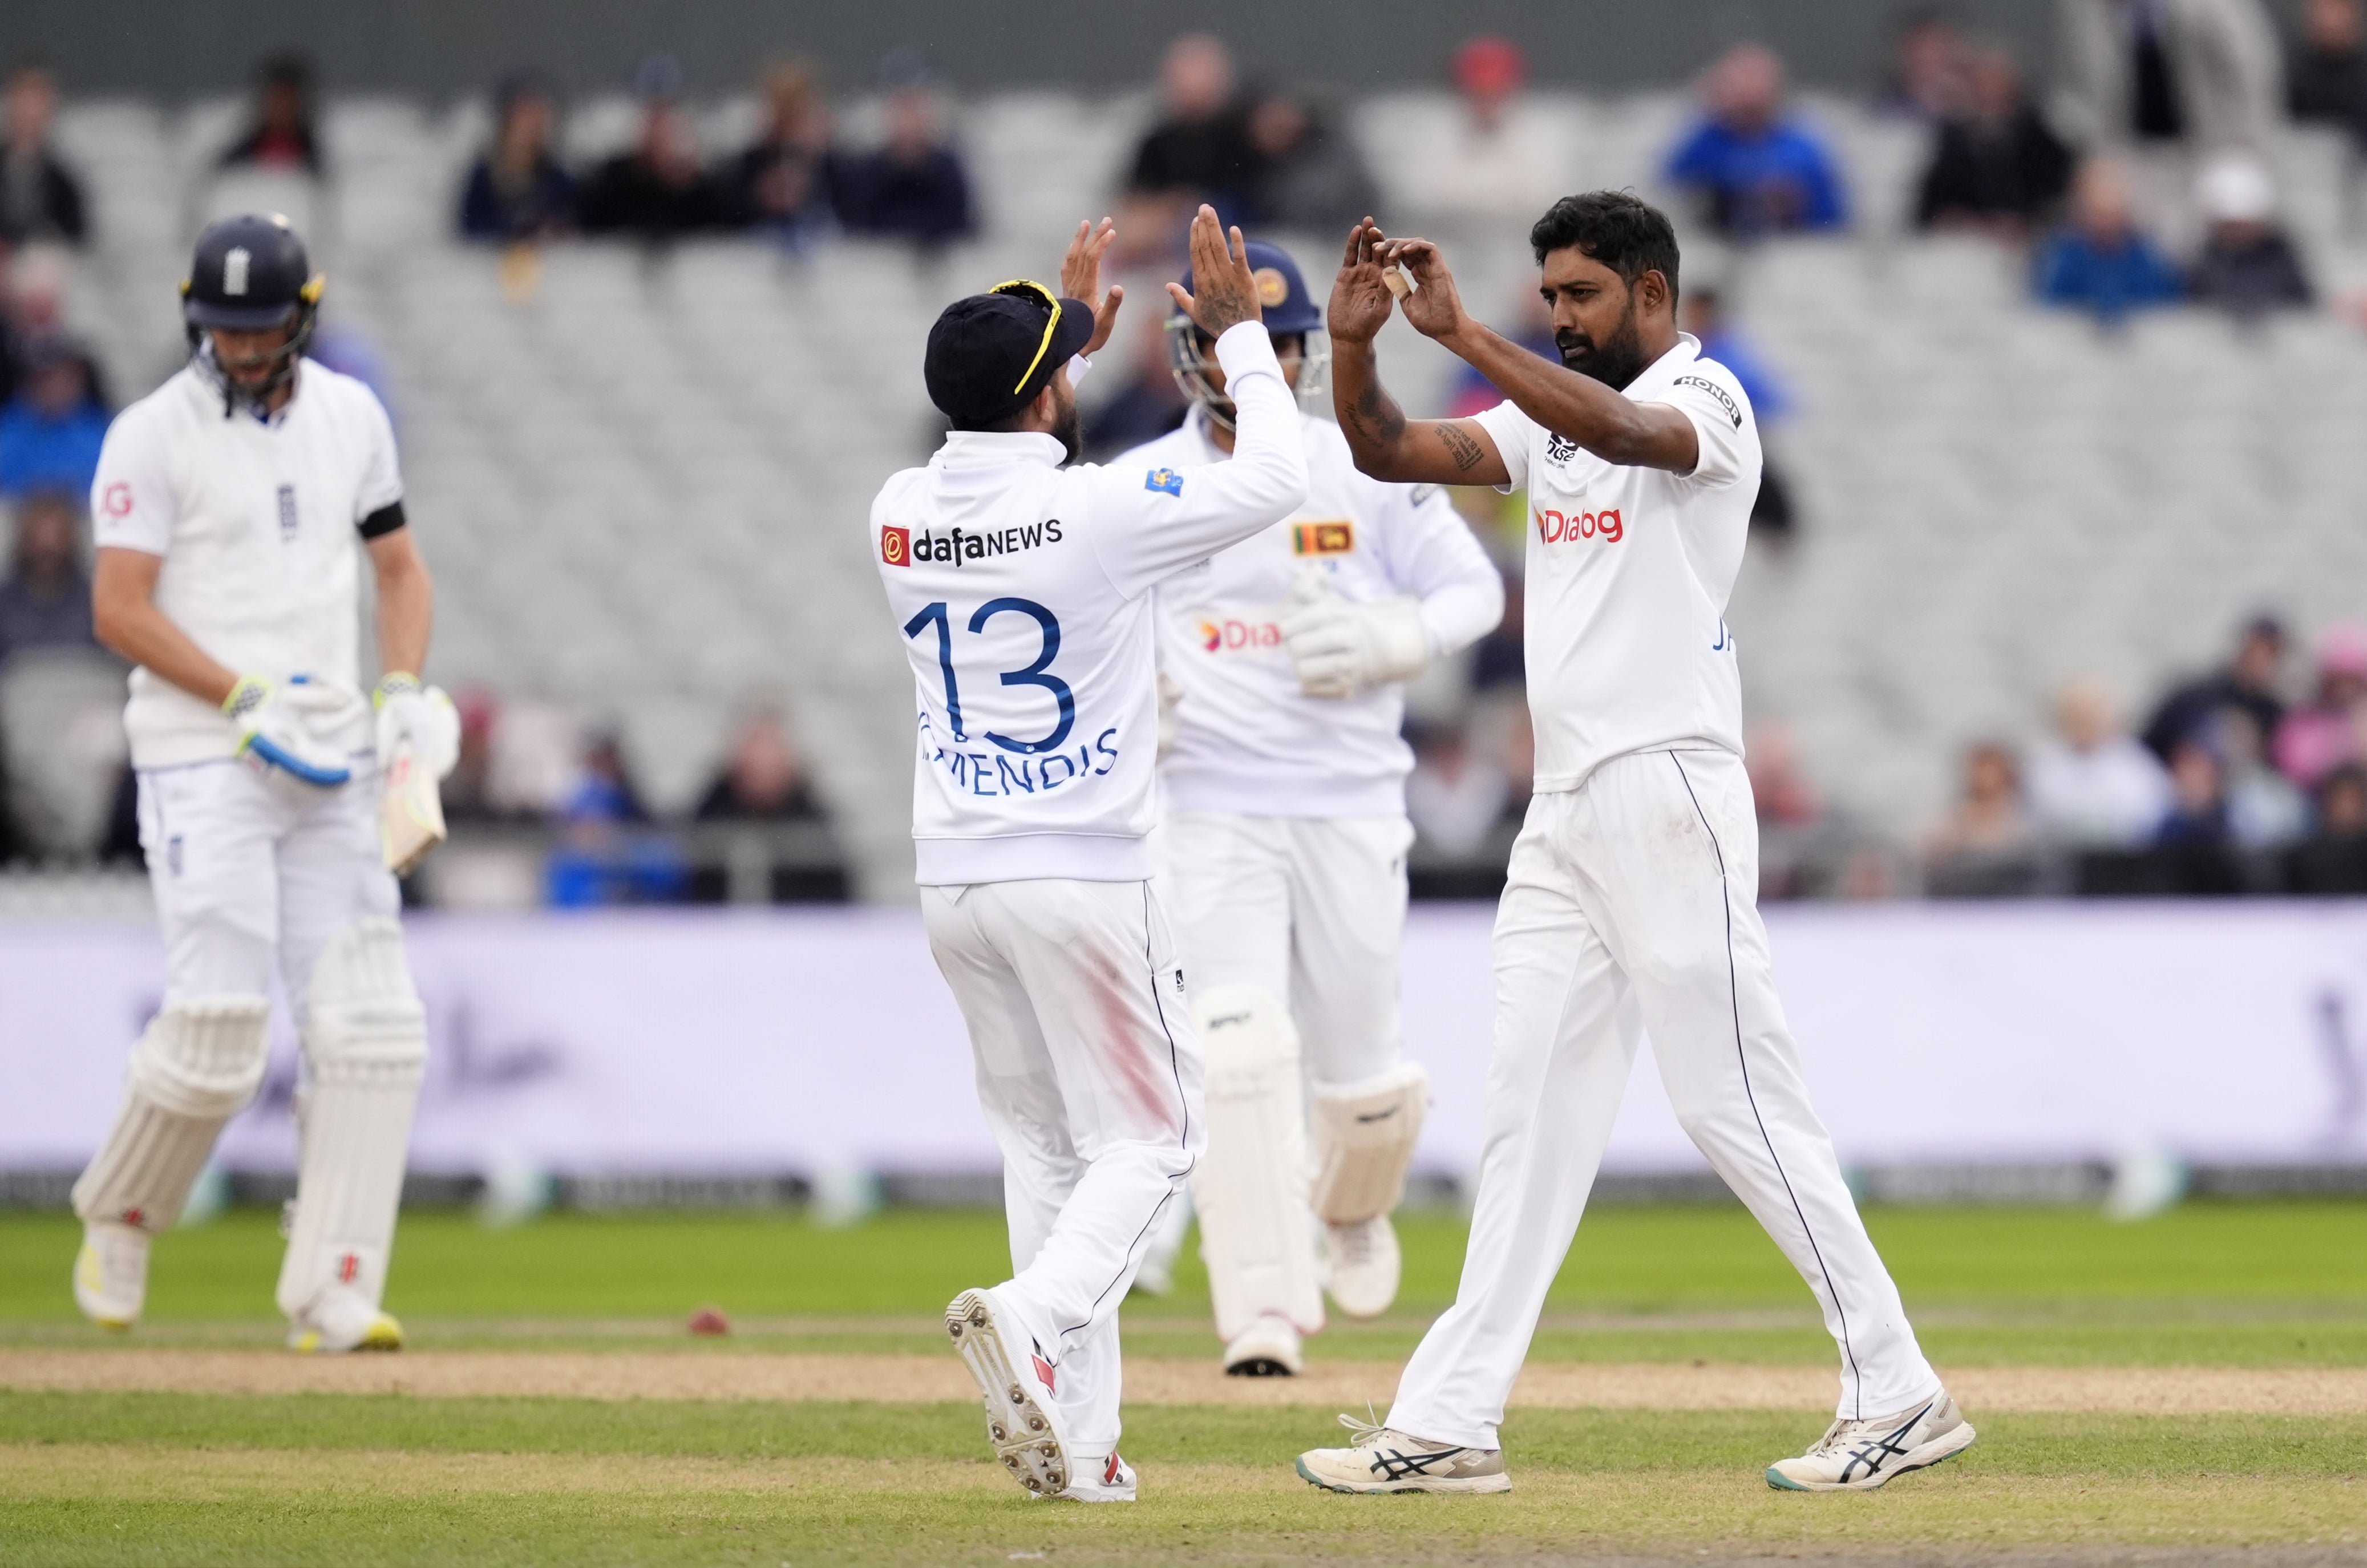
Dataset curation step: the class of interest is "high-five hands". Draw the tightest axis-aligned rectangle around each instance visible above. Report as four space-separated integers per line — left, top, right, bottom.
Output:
1373 235 1468 342
1060 217 1125 357
1163 205 1263 338
1328 218 1399 347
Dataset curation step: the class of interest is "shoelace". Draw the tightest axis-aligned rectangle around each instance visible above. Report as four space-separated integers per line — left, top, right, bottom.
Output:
1335 1403 1392 1448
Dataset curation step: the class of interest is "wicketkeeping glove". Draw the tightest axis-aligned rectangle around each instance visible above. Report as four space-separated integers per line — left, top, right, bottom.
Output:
1278 576 1431 700
373 672 462 780
223 674 361 787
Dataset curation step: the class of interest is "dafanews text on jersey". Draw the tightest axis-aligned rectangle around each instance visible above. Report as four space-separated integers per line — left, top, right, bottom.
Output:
870 321 1310 885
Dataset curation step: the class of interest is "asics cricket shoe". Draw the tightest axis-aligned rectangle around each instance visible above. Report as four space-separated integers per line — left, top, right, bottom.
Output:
1297 1413 1511 1494
289 1285 404 1353
1324 1214 1401 1319
946 1287 1074 1498
1056 1452 1137 1503
1766 1389 1976 1491
73 1221 149 1331
1223 1312 1304 1376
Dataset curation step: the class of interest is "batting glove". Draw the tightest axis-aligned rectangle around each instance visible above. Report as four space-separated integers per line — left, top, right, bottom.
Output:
224 674 359 787
1279 584 1430 700
373 672 462 780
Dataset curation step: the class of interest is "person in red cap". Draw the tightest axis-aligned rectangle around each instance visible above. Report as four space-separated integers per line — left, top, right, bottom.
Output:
1390 36 1571 232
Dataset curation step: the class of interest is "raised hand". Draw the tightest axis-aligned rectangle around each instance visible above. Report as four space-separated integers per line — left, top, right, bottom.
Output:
1379 237 1468 343
1163 205 1261 339
1328 218 1396 347
1060 216 1125 356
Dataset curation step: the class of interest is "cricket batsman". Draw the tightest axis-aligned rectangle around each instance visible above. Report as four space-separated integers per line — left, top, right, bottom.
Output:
1296 196 1976 1493
1122 241 1503 1377
874 208 1306 1501
70 214 459 1352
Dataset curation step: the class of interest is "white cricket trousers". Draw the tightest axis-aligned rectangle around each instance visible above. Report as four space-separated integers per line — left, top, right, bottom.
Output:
1389 749 1938 1449
1163 813 1413 1087
139 757 400 1019
922 877 1204 1455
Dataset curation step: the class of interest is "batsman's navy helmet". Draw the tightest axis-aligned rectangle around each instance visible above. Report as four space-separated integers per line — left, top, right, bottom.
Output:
182 213 322 334
1169 239 1321 336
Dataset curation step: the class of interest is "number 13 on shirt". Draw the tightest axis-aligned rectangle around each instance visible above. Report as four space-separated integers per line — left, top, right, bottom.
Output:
903 598 1075 755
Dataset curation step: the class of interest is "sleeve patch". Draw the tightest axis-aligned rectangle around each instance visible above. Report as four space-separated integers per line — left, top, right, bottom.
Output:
1408 484 1442 508
1674 375 1743 430
357 500 407 539
1144 467 1184 497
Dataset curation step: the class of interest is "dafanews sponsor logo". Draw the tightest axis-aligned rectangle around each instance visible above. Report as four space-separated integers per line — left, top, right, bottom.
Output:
900 518 1065 566
1534 505 1622 545
1674 374 1743 430
1193 613 1285 654
1290 520 1355 557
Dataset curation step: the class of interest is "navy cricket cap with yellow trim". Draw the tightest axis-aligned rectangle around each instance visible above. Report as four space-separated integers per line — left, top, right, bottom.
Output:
925 279 1095 426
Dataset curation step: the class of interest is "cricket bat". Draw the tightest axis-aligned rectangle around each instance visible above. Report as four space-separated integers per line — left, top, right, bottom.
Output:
380 738 447 874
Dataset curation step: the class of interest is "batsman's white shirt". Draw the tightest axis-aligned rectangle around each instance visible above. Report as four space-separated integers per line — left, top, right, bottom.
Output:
1468 333 1758 792
91 359 403 770
1132 407 1503 818
872 323 1308 885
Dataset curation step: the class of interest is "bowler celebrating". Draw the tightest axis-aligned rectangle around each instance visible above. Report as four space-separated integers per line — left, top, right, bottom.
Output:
1122 241 1502 1377
72 214 459 1352
1296 195 1974 1493
874 208 1305 1502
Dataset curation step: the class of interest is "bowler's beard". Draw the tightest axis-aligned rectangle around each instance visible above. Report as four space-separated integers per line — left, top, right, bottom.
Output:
1557 301 1648 390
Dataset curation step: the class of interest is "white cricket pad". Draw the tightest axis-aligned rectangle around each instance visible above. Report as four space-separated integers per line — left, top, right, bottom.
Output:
276 917 427 1320
72 995 270 1233
1310 1061 1429 1225
1188 984 1324 1343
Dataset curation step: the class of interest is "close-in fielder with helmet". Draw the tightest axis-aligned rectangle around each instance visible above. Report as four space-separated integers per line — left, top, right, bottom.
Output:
1119 242 1502 1377
70 214 460 1352
1295 196 1975 1494
876 210 1305 1502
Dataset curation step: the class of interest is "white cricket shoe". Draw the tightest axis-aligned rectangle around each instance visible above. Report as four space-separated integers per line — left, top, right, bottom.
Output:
1766 1389 1976 1491
946 1287 1074 1498
1297 1413 1511 1494
73 1221 149 1331
288 1286 404 1353
1223 1311 1304 1376
1325 1214 1401 1318
1057 1452 1138 1503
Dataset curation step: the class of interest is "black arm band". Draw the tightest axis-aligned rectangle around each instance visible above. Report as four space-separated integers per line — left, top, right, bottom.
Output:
357 501 407 540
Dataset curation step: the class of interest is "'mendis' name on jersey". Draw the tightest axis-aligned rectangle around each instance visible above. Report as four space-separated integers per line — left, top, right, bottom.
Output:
883 517 1065 567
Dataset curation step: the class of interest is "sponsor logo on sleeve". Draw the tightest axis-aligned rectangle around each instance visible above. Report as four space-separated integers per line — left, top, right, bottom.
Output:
1290 520 1355 556
1145 467 1184 497
1544 432 1582 465
880 524 911 566
102 483 132 518
1409 483 1442 508
1675 374 1743 429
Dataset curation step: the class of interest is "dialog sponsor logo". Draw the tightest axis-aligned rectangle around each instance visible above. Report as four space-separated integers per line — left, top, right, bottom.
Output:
1195 614 1284 653
1534 506 1622 545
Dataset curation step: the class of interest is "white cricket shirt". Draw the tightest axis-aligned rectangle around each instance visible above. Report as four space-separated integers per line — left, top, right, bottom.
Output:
1470 333 1760 793
872 322 1309 885
91 359 404 769
1132 407 1503 818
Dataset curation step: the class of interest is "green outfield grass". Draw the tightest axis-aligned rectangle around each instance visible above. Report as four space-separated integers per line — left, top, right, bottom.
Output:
5 1201 2365 1564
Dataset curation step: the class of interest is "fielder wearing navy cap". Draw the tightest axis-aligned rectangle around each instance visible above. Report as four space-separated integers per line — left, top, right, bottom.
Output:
925 279 1098 428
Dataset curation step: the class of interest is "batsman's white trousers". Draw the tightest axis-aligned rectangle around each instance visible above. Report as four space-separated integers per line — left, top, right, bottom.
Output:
1163 812 1413 1088
922 877 1204 1454
1389 749 1938 1449
139 757 400 1020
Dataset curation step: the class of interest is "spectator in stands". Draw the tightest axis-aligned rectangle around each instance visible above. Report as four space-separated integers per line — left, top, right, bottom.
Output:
1405 715 1511 861
577 58 728 241
0 335 107 500
1 64 84 246
2032 157 2183 321
459 74 576 244
2274 623 2367 790
2156 736 2235 844
1391 37 1570 234
1915 46 2077 237
726 60 839 252
2217 706 2309 846
219 52 324 177
2027 678 2172 846
544 729 682 906
560 730 653 825
1241 88 1377 233
1746 720 1822 828
2285 761 2367 892
2287 0 2367 149
2054 0 2283 160
1124 35 1256 238
2143 613 2287 761
831 53 975 249
2186 155 2313 318
0 489 94 665
1877 11 1972 121
1926 740 2045 894
1680 287 1796 540
695 708 829 822
1666 44 1849 240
